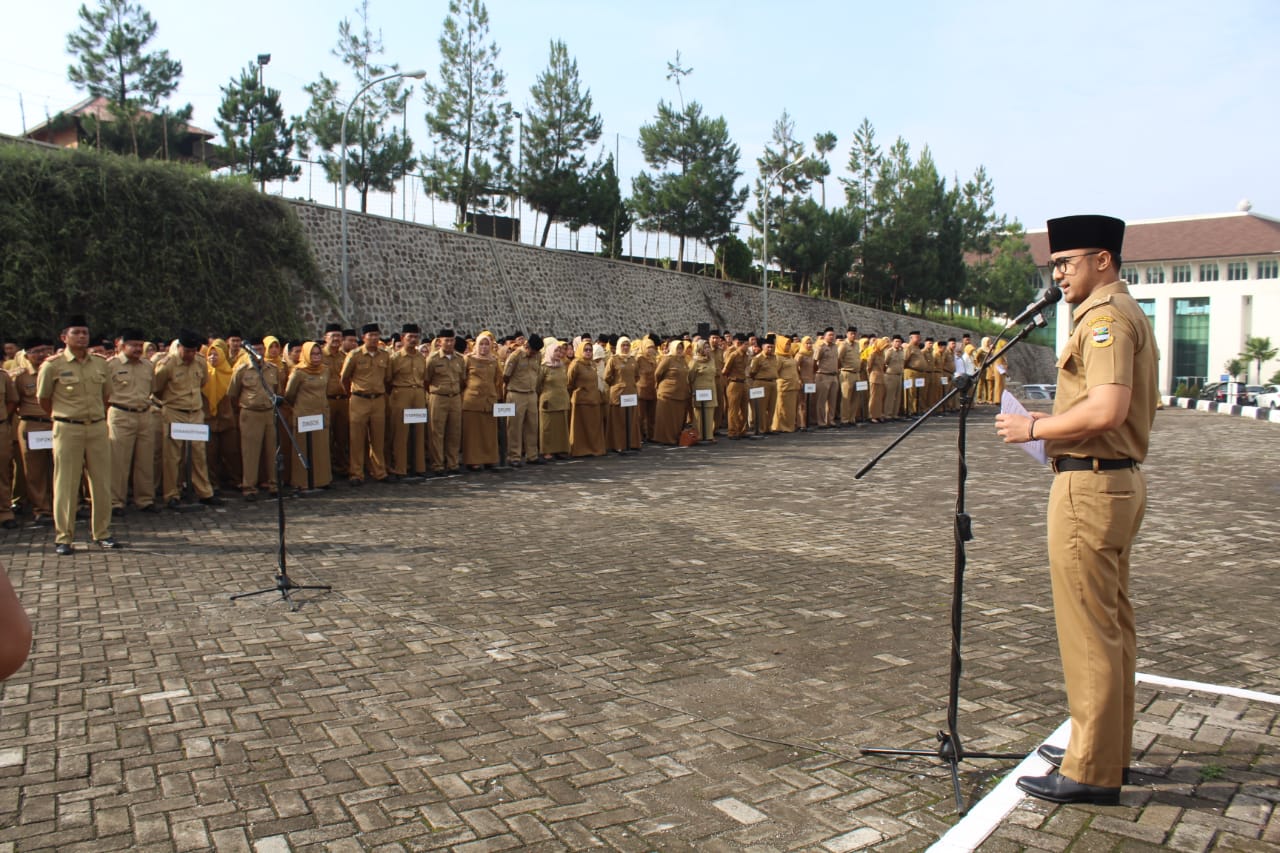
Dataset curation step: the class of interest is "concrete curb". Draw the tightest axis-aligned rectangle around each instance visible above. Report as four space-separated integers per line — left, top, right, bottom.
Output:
1162 395 1280 422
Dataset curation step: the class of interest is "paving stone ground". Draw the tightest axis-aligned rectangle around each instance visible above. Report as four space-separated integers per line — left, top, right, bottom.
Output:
0 406 1276 852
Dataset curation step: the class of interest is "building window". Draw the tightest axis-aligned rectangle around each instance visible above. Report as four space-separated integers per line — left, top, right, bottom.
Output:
1170 264 1191 283
1145 266 1165 284
1199 263 1219 282
1172 297 1210 389
1257 259 1278 279
1121 267 1139 285
1226 261 1249 280
1137 298 1156 331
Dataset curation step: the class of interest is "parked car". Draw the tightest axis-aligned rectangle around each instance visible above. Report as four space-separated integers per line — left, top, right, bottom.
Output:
1255 384 1280 409
1022 384 1056 401
1198 382 1257 405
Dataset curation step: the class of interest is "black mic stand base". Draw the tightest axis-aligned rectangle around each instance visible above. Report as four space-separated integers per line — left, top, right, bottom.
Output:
230 573 333 612
860 734 1025 816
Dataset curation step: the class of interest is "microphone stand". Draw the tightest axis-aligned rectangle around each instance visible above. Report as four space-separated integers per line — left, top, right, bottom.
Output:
855 311 1049 815
231 350 331 611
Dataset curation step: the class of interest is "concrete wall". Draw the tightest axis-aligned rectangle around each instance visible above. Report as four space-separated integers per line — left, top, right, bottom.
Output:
290 201 1056 385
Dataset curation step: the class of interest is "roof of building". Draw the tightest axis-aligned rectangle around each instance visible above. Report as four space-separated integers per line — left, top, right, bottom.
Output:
23 95 214 141
1025 210 1280 266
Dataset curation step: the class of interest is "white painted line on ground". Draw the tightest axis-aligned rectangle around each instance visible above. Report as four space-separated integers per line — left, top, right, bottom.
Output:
928 671 1280 851
1136 672 1280 705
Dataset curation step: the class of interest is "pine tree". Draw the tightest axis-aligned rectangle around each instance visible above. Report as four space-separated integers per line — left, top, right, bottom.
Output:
216 64 299 189
423 0 513 228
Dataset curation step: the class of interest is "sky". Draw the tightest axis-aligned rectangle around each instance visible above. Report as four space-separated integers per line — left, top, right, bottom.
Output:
3 0 1278 254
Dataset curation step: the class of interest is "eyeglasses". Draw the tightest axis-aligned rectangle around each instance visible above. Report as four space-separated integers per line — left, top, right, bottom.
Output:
1050 251 1103 273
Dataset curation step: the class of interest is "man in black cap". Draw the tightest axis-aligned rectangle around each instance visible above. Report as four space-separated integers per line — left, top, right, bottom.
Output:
814 328 839 427
997 214 1156 806
388 323 427 479
884 334 906 419
424 328 465 474
503 333 543 466
340 323 391 484
838 326 861 426
154 330 223 510
320 323 350 477
747 334 779 433
107 328 158 515
36 315 118 553
721 333 750 438
11 338 56 526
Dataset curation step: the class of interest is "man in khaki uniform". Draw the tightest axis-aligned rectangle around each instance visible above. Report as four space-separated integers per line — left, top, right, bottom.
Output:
107 328 158 515
997 215 1156 806
320 323 350 477
0 367 17 529
341 323 391 484
11 339 55 525
837 326 861 426
883 335 906 419
813 328 839 427
424 329 466 474
153 330 223 510
228 338 282 499
36 316 117 554
721 334 750 439
503 334 542 466
388 323 428 478
902 331 926 417
709 332 727 432
747 335 779 434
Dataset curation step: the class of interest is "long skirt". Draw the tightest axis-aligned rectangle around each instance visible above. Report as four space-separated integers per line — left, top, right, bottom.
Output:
606 404 642 451
570 402 605 457
462 410 499 466
652 397 688 445
637 397 657 441
292 421 332 489
773 389 798 433
540 409 570 456
868 376 886 420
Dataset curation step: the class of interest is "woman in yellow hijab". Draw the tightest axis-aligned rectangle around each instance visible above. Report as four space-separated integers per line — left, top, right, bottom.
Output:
796 336 817 429
284 340 332 489
772 335 801 433
202 339 241 491
866 336 890 423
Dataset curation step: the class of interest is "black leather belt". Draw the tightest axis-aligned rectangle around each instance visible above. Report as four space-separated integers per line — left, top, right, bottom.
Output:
19 415 52 423
167 408 198 414
727 379 744 383
53 416 105 425
352 391 383 399
110 403 151 413
430 391 459 397
327 394 349 400
1052 457 1136 473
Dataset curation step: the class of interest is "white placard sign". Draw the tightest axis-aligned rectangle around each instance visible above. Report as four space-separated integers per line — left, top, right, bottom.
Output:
996 364 1008 375
620 393 639 407
492 402 516 418
903 378 912 390
856 380 869 391
170 422 210 442
27 430 53 450
297 414 325 433
914 377 926 388
749 385 766 400
802 383 816 394
402 407 428 424
940 377 949 386
694 389 713 402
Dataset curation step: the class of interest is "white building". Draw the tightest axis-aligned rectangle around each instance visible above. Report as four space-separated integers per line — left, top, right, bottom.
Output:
1026 209 1280 393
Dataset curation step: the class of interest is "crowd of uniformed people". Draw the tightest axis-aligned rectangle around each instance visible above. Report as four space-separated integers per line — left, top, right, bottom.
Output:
1 318 1010 554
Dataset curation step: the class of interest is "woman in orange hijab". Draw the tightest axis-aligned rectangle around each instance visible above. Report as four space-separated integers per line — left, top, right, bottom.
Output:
284 340 331 489
202 338 242 491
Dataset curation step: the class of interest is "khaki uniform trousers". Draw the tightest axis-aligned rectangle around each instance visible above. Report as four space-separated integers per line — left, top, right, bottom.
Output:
815 374 838 426
754 384 778 433
108 407 156 509
884 374 903 418
505 390 538 463
427 393 462 473
163 409 214 501
1048 467 1145 789
238 407 276 492
17 422 53 518
0 422 13 522
725 382 749 437
52 419 111 545
389 387 428 475
839 370 859 424
348 394 386 481
903 370 921 415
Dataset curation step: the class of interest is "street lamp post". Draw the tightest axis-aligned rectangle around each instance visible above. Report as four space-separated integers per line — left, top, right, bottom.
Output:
760 154 809 335
340 69 426 320
255 54 270 193
512 109 523 242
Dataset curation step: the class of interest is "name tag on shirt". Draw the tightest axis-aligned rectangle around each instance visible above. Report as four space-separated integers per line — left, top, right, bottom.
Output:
298 414 325 433
856 381 869 391
621 393 640 407
802 383 816 394
170 422 210 442
749 386 766 400
402 408 428 424
27 430 53 450
493 403 516 418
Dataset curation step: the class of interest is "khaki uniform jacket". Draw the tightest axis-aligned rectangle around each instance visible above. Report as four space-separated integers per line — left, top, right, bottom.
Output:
748 353 779 382
462 356 500 411
153 355 208 413
425 351 466 395
106 354 154 410
389 349 426 389
722 347 748 381
341 346 391 395
228 361 281 410
603 356 638 404
503 349 541 395
776 354 801 392
36 350 109 420
537 363 570 412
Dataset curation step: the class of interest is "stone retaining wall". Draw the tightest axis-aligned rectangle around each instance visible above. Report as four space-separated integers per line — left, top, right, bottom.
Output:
289 201 1056 384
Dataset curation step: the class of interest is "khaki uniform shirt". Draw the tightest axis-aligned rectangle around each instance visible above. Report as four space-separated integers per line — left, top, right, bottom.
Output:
503 349 541 394
722 347 748 382
390 349 427 389
153 355 209 413
424 351 466 396
815 341 838 374
107 353 154 410
229 361 281 410
341 346 391 395
884 347 905 375
776 354 801 392
36 349 109 421
837 340 860 372
321 346 347 397
1046 281 1158 463
12 366 45 418
0 371 17 419
748 353 779 382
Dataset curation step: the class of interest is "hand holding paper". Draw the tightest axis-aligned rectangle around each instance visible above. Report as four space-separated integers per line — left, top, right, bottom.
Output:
998 391 1048 465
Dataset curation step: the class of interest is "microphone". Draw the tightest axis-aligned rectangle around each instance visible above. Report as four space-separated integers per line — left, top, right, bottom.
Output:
243 345 263 366
1012 284 1063 325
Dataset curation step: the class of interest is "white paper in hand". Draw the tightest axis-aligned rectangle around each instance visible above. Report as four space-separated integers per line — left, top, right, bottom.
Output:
1001 390 1048 465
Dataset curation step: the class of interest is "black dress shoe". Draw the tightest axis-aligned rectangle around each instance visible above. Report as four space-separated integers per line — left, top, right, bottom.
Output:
55 542 74 556
1037 744 1133 784
139 503 161 514
112 507 126 518
1 519 18 530
95 537 123 549
1016 770 1120 805
200 496 225 506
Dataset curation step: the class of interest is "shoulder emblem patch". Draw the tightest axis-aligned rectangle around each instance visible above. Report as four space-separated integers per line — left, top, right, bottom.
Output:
1089 316 1114 348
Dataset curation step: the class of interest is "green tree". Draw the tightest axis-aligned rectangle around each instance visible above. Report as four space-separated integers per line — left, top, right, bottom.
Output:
64 0 189 157
747 111 812 291
216 64 300 189
1224 357 1247 380
521 40 602 246
1239 336 1277 384
296 1 416 213
715 234 754 282
423 0 513 227
811 131 838 208
568 154 631 258
632 100 747 273
957 165 1004 255
966 228 1039 319
840 118 881 303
